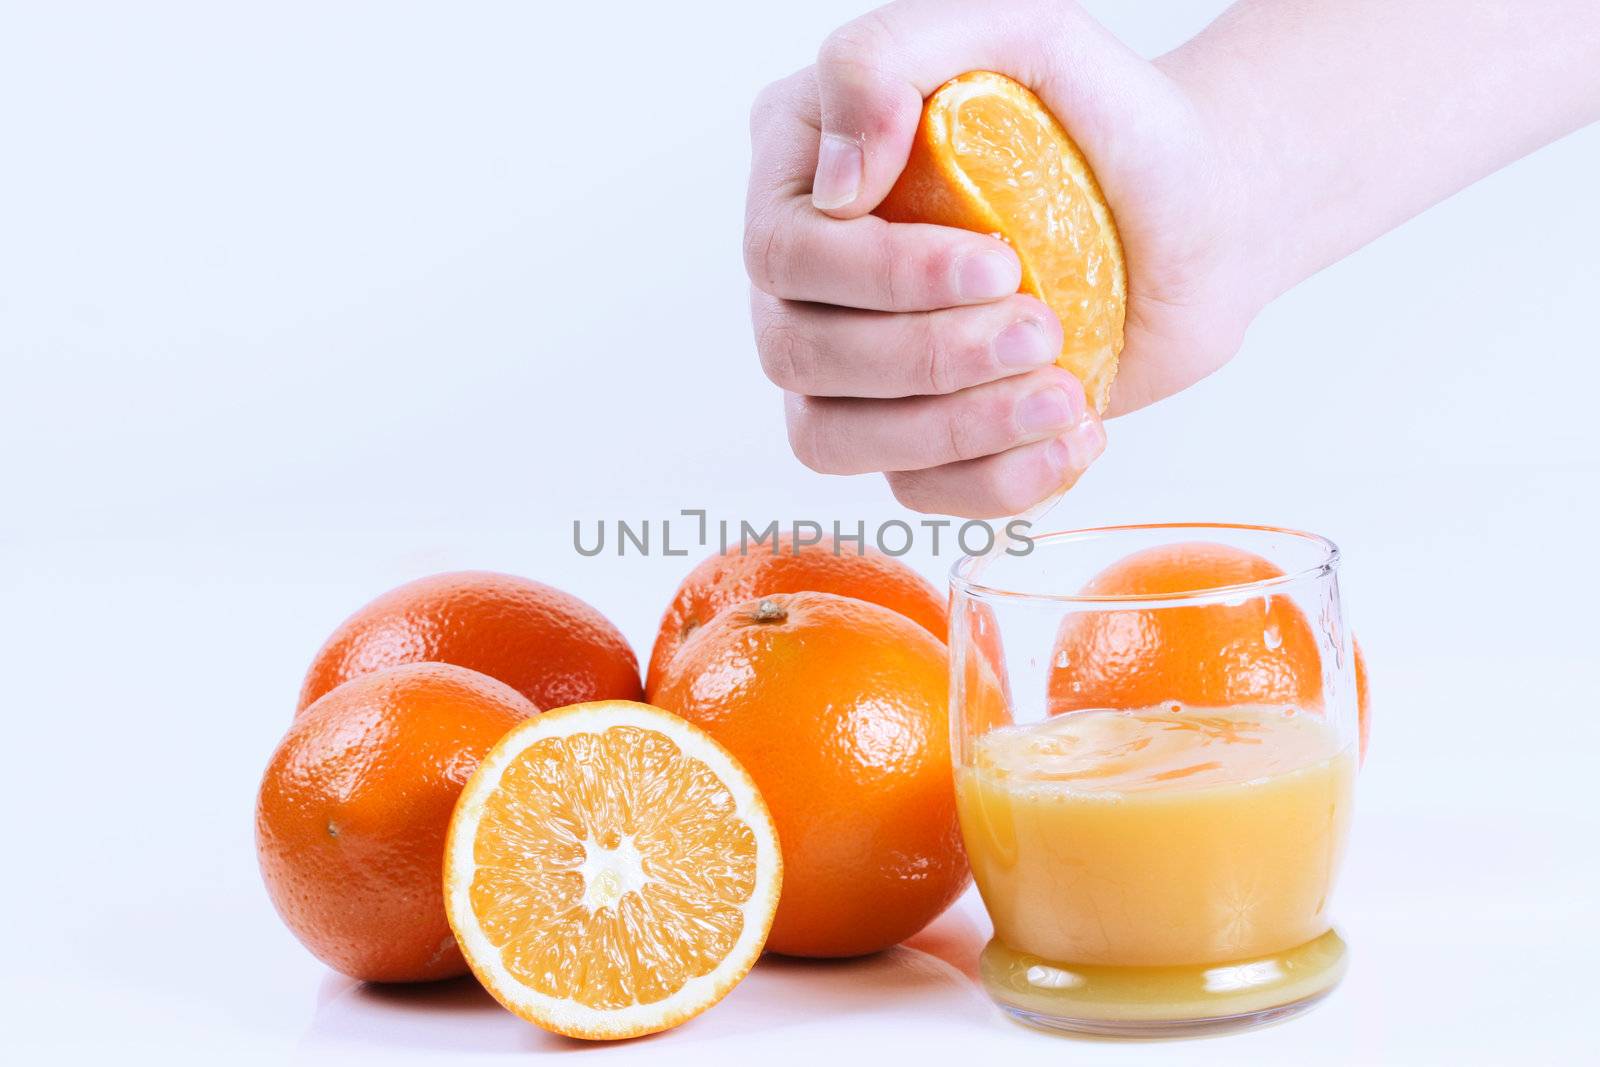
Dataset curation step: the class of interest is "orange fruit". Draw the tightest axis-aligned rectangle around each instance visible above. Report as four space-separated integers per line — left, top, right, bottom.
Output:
1047 543 1371 757
298 571 642 715
646 534 947 697
877 71 1127 412
953 596 1016 736
652 592 967 957
445 701 781 1040
256 662 538 982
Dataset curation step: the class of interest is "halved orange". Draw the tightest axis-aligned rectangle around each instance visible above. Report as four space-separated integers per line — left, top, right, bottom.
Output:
877 71 1127 411
443 701 781 1040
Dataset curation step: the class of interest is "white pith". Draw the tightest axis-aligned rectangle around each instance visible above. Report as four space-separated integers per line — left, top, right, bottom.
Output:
445 701 781 1039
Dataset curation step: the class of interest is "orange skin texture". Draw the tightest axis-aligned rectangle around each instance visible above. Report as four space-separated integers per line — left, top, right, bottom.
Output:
258 663 538 982
298 571 642 716
1048 543 1371 758
645 535 947 698
651 591 968 958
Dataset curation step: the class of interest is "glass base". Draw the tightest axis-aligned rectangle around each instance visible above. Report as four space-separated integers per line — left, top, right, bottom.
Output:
980 928 1347 1039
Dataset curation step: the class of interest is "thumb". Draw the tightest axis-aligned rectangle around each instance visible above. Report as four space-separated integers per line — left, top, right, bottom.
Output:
808 0 1107 217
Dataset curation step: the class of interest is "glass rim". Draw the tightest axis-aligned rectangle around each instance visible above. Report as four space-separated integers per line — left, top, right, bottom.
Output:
948 522 1341 606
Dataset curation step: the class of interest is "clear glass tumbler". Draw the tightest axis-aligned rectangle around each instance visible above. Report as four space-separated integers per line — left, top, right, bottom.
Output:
949 524 1361 1037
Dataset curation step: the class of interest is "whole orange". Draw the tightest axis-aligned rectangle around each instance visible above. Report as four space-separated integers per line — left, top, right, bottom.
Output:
646 534 946 697
298 571 641 715
257 662 538 982
1048 543 1371 757
652 591 967 958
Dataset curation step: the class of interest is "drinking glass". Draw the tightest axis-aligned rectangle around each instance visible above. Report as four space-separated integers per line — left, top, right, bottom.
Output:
949 523 1361 1036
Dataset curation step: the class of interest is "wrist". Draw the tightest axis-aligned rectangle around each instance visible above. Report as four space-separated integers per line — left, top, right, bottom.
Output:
1154 44 1296 320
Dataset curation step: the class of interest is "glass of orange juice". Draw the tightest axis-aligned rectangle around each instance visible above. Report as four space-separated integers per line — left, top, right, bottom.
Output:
949 523 1362 1037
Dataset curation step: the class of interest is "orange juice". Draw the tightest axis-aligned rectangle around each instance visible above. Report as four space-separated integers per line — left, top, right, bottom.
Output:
956 704 1355 1025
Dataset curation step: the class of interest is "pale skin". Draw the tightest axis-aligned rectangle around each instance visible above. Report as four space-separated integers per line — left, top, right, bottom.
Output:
744 0 1600 518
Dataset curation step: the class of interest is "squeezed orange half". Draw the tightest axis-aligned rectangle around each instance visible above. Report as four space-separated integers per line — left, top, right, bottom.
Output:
878 71 1127 411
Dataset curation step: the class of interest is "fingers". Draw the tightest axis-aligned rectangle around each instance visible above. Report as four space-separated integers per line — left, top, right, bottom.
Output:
753 289 1061 397
748 67 822 204
784 367 1086 475
810 0 1083 216
747 66 1022 310
745 195 1020 312
744 0 1135 518
885 419 1106 519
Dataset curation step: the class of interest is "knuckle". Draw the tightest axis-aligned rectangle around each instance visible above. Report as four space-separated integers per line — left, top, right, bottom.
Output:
886 471 935 514
742 206 788 294
915 239 959 308
870 89 916 141
991 383 1032 439
785 400 836 473
749 81 785 135
884 226 951 311
868 223 904 309
750 68 817 137
918 314 961 395
755 314 809 391
942 401 988 463
815 14 910 141
816 16 887 79
947 310 996 390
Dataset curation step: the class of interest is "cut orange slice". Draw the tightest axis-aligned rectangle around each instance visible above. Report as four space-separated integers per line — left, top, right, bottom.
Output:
877 71 1127 412
443 701 781 1040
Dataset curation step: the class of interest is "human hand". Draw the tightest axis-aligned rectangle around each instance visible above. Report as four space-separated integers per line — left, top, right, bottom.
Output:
744 0 1259 517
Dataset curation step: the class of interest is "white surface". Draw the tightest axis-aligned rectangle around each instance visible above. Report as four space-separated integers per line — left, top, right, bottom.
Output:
3 1 1597 1063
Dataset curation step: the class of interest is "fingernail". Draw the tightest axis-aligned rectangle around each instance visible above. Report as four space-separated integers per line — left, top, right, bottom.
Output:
1017 386 1082 435
1047 416 1107 477
993 320 1055 367
812 135 863 210
955 250 1021 301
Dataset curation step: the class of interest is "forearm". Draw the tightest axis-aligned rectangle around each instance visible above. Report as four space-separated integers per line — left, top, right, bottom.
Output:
1159 0 1600 306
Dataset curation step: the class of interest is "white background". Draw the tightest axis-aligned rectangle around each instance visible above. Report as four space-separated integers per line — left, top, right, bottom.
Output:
4 1 1597 1063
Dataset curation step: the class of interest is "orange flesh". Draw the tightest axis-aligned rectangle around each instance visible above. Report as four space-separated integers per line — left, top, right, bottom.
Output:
467 725 759 1009
879 72 1126 411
